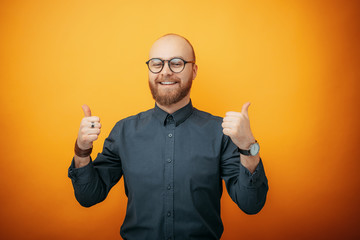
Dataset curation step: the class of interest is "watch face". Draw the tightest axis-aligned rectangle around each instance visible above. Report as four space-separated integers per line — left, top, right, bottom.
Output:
250 142 260 156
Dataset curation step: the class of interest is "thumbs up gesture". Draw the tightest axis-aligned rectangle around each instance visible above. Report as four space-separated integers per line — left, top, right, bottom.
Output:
222 102 256 150
77 104 101 150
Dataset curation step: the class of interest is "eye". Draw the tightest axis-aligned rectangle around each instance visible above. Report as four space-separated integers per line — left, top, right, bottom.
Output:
170 59 184 68
150 60 163 68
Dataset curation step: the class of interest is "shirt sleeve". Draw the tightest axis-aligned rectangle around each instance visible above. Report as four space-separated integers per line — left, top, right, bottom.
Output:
68 122 123 207
220 135 269 214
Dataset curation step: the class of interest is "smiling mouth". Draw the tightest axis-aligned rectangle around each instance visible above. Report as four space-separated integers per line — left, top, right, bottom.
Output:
159 81 177 85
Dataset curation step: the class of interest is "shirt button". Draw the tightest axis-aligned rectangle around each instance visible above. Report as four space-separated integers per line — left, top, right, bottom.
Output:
167 158 172 163
167 211 171 217
167 185 171 190
168 133 173 138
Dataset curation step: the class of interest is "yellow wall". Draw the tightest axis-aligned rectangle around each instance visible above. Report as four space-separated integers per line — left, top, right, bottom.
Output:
0 0 359 239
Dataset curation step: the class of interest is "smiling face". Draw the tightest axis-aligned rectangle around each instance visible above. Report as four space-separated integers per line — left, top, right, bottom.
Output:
148 34 197 107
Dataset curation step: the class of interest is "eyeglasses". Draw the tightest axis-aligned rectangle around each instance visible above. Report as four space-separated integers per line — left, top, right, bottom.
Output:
145 58 195 74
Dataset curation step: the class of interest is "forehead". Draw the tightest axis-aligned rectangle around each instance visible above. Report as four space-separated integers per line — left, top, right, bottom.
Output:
149 36 193 60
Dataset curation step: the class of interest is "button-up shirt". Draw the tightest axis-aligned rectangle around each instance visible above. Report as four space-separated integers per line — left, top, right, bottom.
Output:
68 100 268 240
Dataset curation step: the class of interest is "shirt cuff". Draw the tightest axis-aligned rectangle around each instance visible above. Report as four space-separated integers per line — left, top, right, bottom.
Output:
239 158 266 187
68 157 95 185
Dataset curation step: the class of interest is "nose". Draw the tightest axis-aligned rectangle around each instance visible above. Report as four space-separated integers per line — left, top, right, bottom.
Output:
160 60 173 75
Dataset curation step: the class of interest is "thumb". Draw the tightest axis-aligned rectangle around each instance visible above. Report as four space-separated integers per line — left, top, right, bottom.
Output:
82 104 92 117
241 102 251 117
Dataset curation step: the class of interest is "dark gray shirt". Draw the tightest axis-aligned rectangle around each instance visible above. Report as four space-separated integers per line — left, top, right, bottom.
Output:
68 100 268 240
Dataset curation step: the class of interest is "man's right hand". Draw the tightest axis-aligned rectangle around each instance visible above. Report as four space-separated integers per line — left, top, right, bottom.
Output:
77 104 102 150
74 104 101 168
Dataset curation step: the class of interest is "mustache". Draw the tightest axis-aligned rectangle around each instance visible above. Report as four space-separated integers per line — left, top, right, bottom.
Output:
155 75 181 83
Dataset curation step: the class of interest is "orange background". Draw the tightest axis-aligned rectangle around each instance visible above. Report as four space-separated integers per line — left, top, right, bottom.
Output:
0 0 359 239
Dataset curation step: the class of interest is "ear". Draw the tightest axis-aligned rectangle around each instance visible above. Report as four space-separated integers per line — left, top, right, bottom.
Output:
192 64 198 80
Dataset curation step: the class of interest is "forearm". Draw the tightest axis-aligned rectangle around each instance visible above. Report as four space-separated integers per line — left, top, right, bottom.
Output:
240 153 260 174
224 158 268 215
234 175 268 214
68 159 108 207
74 154 91 168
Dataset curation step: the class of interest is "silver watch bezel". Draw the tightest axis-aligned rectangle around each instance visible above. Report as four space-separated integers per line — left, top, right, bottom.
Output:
249 142 260 156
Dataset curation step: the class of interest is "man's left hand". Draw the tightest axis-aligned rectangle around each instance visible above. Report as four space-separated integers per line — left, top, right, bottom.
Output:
222 102 256 150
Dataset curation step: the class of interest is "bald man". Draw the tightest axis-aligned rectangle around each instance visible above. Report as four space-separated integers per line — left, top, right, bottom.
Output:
68 34 268 240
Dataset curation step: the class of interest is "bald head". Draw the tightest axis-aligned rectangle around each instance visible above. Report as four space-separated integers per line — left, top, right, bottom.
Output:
149 34 196 62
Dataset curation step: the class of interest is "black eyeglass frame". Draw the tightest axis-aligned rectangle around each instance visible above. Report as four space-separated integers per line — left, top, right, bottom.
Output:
145 58 196 74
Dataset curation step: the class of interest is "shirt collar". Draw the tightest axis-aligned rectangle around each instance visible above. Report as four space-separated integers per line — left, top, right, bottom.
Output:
153 100 194 127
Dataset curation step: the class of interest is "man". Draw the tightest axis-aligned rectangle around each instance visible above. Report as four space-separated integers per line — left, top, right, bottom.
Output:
68 33 268 240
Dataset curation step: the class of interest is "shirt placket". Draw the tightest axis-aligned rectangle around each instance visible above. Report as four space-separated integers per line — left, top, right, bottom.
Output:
164 115 175 240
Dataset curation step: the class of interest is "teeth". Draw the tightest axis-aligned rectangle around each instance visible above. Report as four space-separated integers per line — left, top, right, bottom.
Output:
161 82 176 85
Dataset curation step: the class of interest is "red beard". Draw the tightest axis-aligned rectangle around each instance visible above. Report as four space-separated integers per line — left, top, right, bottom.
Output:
149 75 193 106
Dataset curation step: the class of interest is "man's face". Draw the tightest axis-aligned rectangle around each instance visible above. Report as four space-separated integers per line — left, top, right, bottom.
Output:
148 35 197 106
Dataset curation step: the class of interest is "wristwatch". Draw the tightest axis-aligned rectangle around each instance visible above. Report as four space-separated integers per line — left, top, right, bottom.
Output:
238 140 260 156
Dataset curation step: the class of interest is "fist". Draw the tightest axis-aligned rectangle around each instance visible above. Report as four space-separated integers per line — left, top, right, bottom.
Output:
222 102 255 149
77 104 101 150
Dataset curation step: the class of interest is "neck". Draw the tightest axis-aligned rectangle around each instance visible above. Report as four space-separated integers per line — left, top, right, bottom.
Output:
156 95 190 114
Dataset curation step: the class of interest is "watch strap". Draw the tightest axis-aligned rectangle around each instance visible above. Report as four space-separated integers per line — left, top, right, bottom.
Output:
238 140 258 156
238 147 251 156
